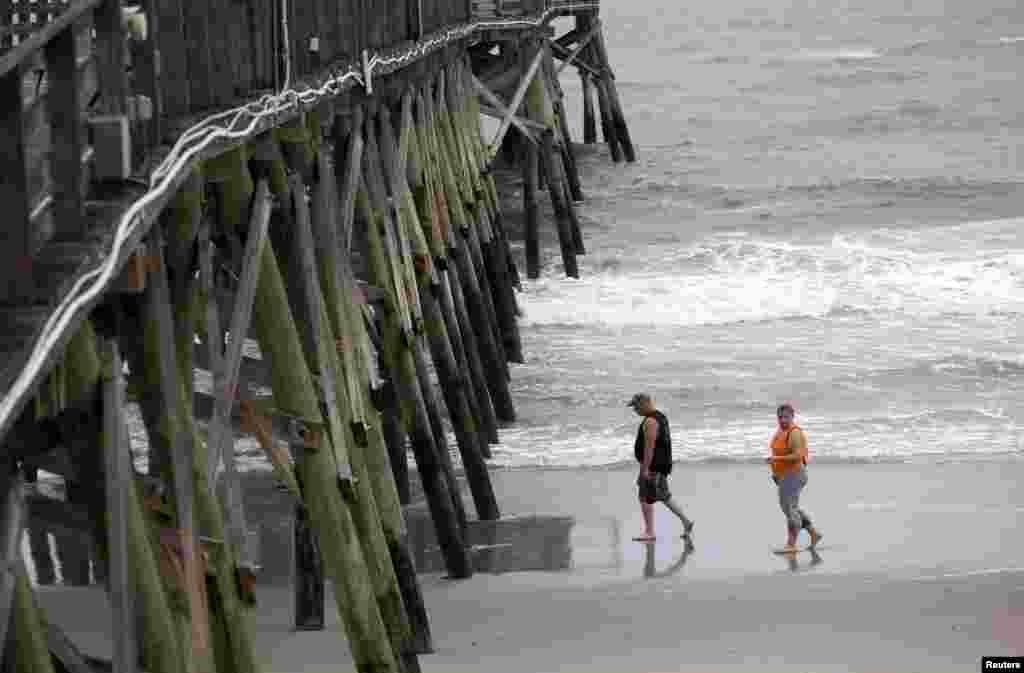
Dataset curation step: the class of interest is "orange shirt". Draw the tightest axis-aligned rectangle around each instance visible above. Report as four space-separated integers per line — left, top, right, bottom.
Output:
770 424 807 479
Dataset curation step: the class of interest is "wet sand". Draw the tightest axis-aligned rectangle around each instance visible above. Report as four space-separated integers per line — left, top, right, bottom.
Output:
31 460 1024 671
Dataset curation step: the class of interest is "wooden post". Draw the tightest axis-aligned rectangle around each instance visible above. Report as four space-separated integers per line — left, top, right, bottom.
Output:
45 23 84 236
0 466 25 653
199 202 263 581
182 0 216 110
377 104 476 532
147 227 213 672
593 22 637 163
290 453 324 631
358 171 473 579
581 71 597 144
150 0 190 117
248 229 400 672
94 0 128 115
379 374 411 504
525 43 579 279
539 128 580 278
65 318 183 673
443 260 497 451
101 338 138 673
575 15 621 162
539 46 586 255
523 137 540 278
425 77 516 425
311 138 433 655
420 278 500 521
288 165 413 660
543 44 584 205
205 182 270 492
409 87 497 452
0 65 32 304
463 209 511 374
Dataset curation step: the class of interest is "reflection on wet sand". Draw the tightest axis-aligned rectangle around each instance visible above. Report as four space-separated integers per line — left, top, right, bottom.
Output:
779 548 824 573
643 538 695 579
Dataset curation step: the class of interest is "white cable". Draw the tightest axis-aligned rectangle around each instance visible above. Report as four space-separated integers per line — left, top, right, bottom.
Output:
0 1 601 436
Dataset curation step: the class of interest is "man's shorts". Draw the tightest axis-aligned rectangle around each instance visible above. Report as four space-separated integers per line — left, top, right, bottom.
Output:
637 473 671 504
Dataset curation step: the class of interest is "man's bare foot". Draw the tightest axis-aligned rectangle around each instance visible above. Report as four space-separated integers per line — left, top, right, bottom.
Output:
809 529 823 548
632 534 657 542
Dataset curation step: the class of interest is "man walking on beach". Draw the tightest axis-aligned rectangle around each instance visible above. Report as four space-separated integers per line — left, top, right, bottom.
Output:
768 403 823 553
628 393 694 542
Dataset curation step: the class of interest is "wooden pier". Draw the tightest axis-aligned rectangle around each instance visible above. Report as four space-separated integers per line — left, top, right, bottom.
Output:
0 0 635 671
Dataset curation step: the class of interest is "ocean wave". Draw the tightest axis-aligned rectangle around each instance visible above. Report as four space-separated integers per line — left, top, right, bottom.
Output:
520 219 1024 328
778 175 1024 203
767 47 883 65
484 451 1024 472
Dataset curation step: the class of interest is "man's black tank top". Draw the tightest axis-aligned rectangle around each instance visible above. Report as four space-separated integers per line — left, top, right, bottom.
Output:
634 410 672 475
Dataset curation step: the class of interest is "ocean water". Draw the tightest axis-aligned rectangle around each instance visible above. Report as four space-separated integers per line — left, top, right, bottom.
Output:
489 0 1024 467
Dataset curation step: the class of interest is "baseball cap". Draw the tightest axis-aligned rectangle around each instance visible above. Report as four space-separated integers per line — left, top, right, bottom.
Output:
626 393 651 408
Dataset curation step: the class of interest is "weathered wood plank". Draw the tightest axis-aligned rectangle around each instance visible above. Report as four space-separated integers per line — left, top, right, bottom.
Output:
472 72 539 142
487 47 543 160
0 468 26 651
206 0 236 104
0 65 32 304
181 0 215 110
100 339 135 673
147 228 211 668
151 0 190 117
208 180 271 492
92 0 127 115
45 22 84 236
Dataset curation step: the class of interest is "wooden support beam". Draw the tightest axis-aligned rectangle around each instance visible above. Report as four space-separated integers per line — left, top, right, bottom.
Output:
554 27 581 50
548 37 602 79
487 47 545 163
337 109 366 256
552 23 599 76
150 0 190 117
45 22 84 237
0 467 26 653
592 24 636 163
199 210 259 574
93 0 127 115
147 228 211 669
360 129 473 579
0 65 33 304
207 180 272 493
471 73 539 143
581 70 597 144
523 132 540 278
100 338 136 673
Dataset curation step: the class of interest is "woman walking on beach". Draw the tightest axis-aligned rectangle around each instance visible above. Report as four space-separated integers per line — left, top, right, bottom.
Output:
768 403 823 553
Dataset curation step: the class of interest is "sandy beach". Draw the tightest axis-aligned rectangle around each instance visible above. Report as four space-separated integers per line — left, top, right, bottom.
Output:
32 460 1024 672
